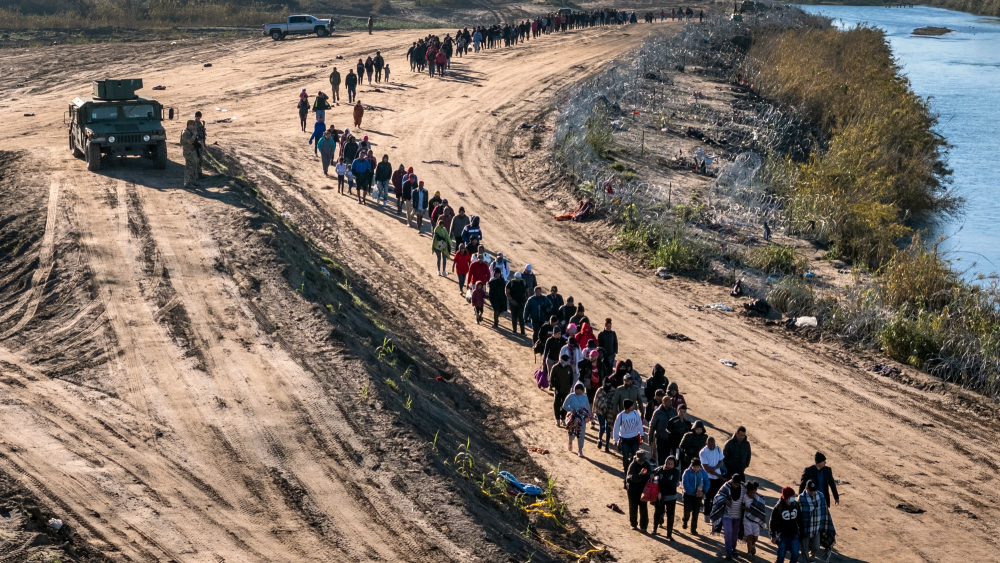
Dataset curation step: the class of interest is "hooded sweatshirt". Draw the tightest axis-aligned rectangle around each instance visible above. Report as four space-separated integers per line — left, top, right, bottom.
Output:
723 433 752 475
462 216 482 245
574 322 596 349
450 213 471 241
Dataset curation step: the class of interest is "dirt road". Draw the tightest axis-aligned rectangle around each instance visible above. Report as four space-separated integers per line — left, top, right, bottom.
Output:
2 21 999 563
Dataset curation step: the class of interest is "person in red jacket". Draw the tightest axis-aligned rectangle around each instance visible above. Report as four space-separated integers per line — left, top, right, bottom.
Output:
452 243 472 294
435 50 447 76
471 281 486 324
468 254 492 291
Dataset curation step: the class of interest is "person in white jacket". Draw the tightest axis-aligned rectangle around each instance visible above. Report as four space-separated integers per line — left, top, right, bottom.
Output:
613 400 646 487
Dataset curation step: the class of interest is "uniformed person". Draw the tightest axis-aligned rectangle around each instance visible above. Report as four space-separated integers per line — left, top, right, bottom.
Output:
180 120 200 189
194 111 207 179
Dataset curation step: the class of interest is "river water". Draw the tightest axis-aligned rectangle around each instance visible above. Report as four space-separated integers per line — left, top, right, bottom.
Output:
797 4 1000 276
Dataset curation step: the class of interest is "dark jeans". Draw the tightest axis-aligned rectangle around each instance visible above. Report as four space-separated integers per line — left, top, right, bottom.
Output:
654 498 676 535
347 85 356 102
627 488 648 529
682 494 702 533
705 478 723 513
492 307 503 327
655 437 671 466
619 436 640 477
511 304 525 333
553 391 568 422
776 534 800 563
457 273 467 292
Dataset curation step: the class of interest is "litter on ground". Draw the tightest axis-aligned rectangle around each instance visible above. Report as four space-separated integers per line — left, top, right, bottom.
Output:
795 316 818 327
705 302 734 312
719 359 737 368
499 471 543 495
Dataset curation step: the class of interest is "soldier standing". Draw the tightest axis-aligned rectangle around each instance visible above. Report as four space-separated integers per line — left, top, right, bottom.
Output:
181 120 200 189
194 111 207 178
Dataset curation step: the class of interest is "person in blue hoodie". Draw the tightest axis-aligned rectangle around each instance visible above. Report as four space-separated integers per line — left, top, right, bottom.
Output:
351 154 372 205
681 457 709 535
308 115 327 155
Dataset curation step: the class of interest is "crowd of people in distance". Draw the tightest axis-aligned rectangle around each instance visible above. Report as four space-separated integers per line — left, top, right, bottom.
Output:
292 10 840 562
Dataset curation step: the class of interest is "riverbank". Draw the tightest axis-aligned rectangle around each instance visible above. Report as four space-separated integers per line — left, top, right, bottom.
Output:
796 0 1000 17
554 9 1000 399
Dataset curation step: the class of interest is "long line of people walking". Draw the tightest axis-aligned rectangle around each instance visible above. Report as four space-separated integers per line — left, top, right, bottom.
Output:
293 10 839 562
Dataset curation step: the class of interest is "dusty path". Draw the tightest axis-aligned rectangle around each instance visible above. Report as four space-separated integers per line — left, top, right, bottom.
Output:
3 21 999 563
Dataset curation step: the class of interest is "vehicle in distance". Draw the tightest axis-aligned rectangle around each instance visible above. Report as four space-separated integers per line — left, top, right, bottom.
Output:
263 15 334 40
67 78 174 172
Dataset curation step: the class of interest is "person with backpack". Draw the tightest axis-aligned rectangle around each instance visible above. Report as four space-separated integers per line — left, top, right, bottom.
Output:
452 243 472 294
308 115 327 156
625 450 654 532
591 377 615 452
652 455 681 539
432 218 452 276
770 487 802 563
312 91 331 119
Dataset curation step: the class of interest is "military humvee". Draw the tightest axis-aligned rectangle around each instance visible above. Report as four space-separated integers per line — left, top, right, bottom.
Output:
67 79 174 171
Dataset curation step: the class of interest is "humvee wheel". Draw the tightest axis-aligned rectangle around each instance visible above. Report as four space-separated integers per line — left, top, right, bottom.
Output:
86 142 102 172
153 141 167 170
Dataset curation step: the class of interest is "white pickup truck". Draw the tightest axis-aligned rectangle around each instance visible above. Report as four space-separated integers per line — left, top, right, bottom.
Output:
263 15 334 40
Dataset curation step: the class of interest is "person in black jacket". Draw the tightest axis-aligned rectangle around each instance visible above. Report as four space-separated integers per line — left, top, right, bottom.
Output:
541 325 566 373
505 273 528 335
769 486 802 562
597 318 618 372
652 455 681 539
644 364 669 420
373 51 385 82
487 269 507 329
625 450 654 532
799 452 840 507
345 69 359 103
547 286 564 319
664 404 692 460
558 296 577 323
374 155 393 207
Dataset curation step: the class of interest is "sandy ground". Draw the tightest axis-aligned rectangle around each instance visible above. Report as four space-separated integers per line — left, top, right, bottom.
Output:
2 20 1000 563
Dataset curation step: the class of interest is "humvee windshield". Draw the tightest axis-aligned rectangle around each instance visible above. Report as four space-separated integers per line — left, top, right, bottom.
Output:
91 107 118 120
123 104 155 119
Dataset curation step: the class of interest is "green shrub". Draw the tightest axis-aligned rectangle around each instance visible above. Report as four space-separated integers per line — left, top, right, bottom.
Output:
650 235 711 273
610 162 626 172
585 115 614 158
883 239 956 310
766 277 815 317
745 245 805 276
879 307 944 369
672 203 705 223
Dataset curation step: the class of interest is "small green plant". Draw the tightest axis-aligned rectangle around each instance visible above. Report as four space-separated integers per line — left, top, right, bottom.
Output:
384 378 399 392
405 395 412 410
360 384 370 398
650 234 711 273
766 277 816 317
610 162 626 172
585 114 614 158
622 171 636 181
375 337 396 363
672 203 705 223
746 244 806 276
431 430 440 453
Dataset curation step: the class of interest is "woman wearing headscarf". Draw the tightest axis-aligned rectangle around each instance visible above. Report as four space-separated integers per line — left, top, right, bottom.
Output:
432 218 452 277
710 473 747 560
561 382 591 457
742 481 766 560
625 450 654 532
652 455 681 539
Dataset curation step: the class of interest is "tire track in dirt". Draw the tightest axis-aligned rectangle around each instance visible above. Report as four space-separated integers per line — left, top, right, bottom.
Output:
0 179 58 332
